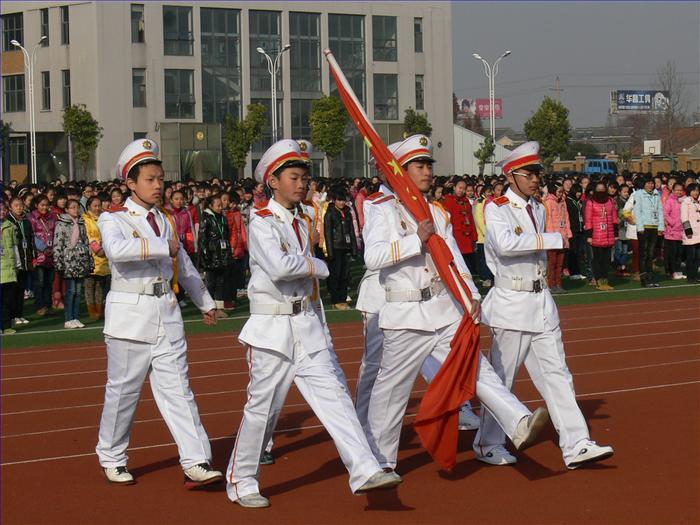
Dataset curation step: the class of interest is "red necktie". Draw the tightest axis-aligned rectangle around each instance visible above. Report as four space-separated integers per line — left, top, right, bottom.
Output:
526 204 538 232
292 217 303 247
147 211 161 236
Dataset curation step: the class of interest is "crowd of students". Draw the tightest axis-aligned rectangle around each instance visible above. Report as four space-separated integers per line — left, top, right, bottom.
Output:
2 167 699 334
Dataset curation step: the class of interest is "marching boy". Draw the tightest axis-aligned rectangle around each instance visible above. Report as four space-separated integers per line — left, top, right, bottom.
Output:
477 141 614 469
96 139 223 487
225 140 400 509
362 135 549 470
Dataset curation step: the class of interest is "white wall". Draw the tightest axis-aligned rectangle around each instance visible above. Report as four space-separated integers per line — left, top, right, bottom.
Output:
453 124 510 175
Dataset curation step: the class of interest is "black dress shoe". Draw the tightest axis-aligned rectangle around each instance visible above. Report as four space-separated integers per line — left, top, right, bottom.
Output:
260 451 275 465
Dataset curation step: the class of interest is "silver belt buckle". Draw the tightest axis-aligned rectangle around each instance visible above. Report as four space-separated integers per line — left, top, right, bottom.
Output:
291 300 302 315
153 282 165 297
420 287 432 301
532 280 542 293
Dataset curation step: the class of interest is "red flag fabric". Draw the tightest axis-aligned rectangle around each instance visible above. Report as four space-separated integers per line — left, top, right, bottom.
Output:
325 50 482 470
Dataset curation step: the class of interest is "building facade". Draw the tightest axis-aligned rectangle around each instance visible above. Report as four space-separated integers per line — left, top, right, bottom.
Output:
1 1 453 182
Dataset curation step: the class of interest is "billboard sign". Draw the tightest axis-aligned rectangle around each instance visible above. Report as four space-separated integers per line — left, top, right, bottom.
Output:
456 98 475 121
476 98 503 119
611 90 670 113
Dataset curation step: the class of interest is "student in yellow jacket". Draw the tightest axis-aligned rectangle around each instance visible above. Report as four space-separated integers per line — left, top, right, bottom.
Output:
83 196 111 319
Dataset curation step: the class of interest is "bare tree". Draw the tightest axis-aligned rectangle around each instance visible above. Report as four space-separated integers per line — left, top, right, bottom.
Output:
653 60 690 153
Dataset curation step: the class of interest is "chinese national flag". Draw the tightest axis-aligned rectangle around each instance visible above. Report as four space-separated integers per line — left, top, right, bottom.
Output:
325 49 482 470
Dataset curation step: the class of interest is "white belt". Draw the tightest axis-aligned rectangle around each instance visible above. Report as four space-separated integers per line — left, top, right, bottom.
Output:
385 281 445 302
249 298 310 315
494 276 546 293
110 280 172 297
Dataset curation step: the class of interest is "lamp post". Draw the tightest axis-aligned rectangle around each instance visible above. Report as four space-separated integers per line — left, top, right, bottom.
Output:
11 37 46 185
472 50 511 173
256 44 291 143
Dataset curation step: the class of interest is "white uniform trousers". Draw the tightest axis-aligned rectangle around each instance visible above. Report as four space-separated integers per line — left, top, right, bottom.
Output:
365 321 530 469
226 345 381 502
355 312 453 429
96 327 212 469
474 326 590 464
355 312 384 427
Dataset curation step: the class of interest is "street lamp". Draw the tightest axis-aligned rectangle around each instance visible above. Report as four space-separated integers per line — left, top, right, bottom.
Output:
257 44 290 143
472 50 511 173
12 36 46 185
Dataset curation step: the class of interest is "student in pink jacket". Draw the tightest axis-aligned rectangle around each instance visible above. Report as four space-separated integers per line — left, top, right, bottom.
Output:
681 183 700 283
584 181 618 291
544 183 572 293
663 183 686 279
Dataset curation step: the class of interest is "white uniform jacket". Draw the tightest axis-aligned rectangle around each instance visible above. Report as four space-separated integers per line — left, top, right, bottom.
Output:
363 189 479 332
481 188 563 333
239 198 331 357
99 198 215 344
356 194 387 315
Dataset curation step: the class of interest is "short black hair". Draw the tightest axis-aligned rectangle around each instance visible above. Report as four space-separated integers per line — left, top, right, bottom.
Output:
127 160 163 181
271 160 310 179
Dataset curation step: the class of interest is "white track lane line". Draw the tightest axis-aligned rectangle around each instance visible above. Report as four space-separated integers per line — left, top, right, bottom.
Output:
4 307 698 368
3 356 698 431
2 379 697 466
0 336 698 397
4 321 699 381
2 292 698 343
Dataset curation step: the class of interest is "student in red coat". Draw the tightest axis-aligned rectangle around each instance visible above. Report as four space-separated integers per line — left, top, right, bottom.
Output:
442 179 478 272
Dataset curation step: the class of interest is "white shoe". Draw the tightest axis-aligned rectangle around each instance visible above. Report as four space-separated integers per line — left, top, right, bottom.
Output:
183 463 223 489
346 295 353 303
672 272 686 280
512 407 549 451
12 318 21 326
73 319 85 328
19 318 29 324
179 299 188 308
235 493 270 508
482 279 492 287
64 320 78 329
458 404 480 430
356 470 403 492
103 466 135 484
476 445 517 465
567 441 614 469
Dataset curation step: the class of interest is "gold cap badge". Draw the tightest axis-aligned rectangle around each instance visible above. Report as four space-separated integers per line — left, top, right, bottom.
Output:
142 140 152 150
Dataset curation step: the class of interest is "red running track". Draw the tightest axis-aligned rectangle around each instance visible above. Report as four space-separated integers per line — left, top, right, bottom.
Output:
1 296 699 524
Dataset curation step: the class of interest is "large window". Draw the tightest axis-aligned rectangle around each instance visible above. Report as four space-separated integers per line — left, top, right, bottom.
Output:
374 74 398 120
41 71 51 110
164 69 194 118
414 17 423 53
131 4 145 43
132 68 146 107
40 8 49 46
9 136 27 165
3 75 25 113
2 12 23 52
60 6 69 45
290 12 321 94
62 70 71 108
163 5 193 56
291 98 314 139
372 16 397 62
249 10 282 94
329 14 365 105
201 8 241 123
329 14 366 177
415 74 424 111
